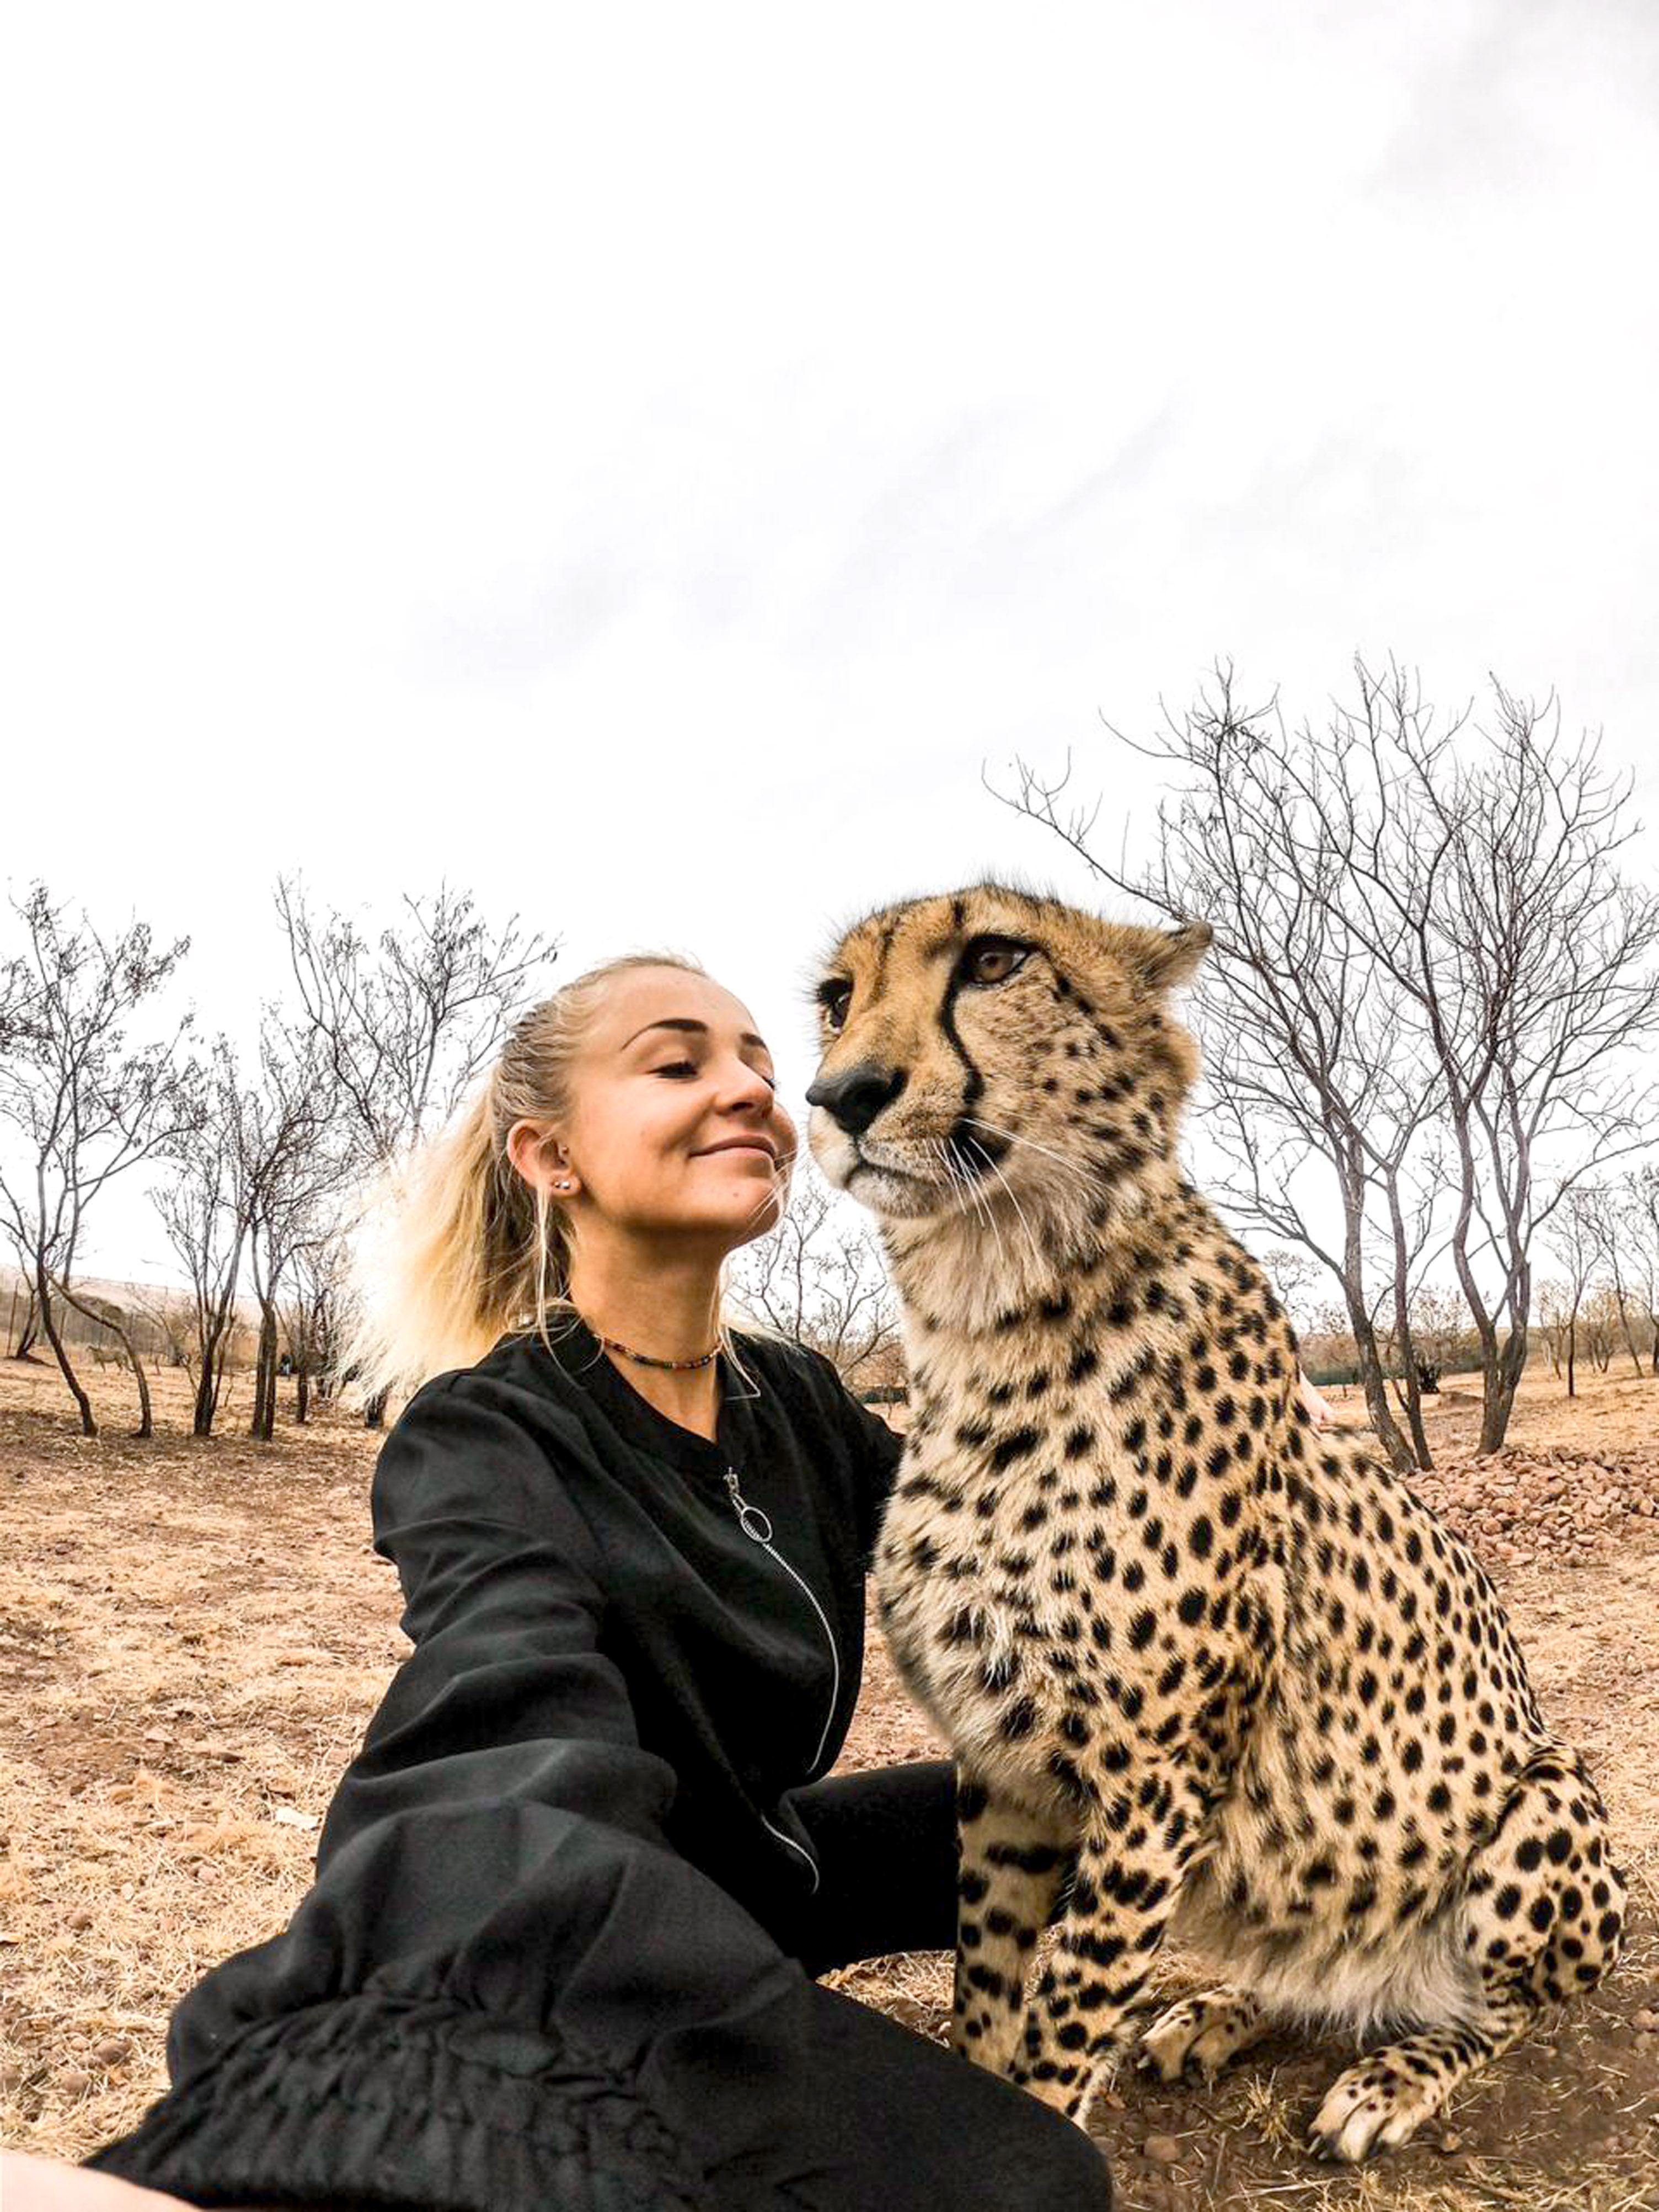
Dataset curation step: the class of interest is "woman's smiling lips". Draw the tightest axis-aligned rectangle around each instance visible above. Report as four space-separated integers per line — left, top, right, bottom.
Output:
694 1137 778 1161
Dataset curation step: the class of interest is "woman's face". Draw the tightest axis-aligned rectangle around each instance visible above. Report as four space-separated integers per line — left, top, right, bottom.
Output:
522 966 796 1252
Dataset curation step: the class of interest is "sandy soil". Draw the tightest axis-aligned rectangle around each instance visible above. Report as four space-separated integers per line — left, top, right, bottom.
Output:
1 1355 1655 2210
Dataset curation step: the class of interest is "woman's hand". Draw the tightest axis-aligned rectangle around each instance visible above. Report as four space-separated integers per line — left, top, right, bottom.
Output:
1297 1370 1336 1429
0 2154 329 2211
0 2152 200 2210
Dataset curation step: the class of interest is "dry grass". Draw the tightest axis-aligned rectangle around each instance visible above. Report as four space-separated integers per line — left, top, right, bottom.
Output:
1 1355 1656 2209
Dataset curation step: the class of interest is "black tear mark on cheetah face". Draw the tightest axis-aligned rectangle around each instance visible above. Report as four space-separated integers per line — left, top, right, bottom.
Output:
805 879 1212 1222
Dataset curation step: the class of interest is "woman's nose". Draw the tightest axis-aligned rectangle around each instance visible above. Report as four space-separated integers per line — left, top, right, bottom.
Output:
723 1059 778 1108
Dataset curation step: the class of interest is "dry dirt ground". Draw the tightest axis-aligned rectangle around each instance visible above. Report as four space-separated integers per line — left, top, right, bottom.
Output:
1 1356 1655 2210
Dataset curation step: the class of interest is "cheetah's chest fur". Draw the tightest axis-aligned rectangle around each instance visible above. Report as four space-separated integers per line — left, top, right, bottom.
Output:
874 1261 1288 1814
873 1212 1559 1963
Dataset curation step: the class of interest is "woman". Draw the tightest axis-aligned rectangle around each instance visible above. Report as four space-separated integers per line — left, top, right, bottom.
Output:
19 953 1113 2211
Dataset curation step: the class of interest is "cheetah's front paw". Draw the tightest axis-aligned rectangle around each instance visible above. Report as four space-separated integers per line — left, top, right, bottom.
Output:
1308 2055 1446 2162
1137 1990 1265 2084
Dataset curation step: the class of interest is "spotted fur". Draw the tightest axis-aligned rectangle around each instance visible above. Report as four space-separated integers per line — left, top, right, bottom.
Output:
805 881 1626 2162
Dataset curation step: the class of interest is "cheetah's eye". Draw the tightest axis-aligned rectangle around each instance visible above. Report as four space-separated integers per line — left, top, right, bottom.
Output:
817 979 853 1032
960 937 1031 988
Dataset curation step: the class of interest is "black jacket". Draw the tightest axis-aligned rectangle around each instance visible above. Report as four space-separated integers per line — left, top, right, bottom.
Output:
85 1317 906 2210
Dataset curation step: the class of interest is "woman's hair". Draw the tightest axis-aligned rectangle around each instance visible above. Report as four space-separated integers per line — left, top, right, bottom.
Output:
339 949 781 1408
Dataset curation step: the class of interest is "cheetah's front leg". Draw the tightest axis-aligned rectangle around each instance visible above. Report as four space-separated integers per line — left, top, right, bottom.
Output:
1014 1771 1205 2125
950 1771 1077 2079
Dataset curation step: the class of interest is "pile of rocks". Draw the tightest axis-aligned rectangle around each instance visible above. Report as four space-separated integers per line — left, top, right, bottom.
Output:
1403 1443 1659 1570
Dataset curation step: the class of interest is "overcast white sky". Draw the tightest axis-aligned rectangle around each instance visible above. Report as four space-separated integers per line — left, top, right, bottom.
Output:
3 1 1656 1286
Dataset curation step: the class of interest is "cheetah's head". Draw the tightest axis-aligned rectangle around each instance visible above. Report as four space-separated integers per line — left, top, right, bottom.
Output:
805 881 1211 1223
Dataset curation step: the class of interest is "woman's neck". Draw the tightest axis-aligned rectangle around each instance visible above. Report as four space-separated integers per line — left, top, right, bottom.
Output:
566 1239 726 1442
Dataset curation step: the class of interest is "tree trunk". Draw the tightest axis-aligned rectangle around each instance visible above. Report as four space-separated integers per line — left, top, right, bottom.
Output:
196 1318 236 1437
1613 1289 1645 1377
1476 1322 1529 1454
1448 1120 1531 1457
35 1262 95 1436
296 1366 311 1424
192 1342 219 1438
250 1303 280 1441
1566 1318 1577 1399
51 1276 153 1439
1334 1155 1416 1474
1382 1177 1432 1470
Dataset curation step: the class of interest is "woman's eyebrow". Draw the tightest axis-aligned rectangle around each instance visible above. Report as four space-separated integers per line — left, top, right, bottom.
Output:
622 1018 771 1052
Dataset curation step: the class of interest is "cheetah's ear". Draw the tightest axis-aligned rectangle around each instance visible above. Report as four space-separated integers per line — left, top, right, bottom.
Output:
1140 920 1213 991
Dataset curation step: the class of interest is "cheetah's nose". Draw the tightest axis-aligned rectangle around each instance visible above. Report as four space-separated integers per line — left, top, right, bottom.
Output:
805 1062 906 1137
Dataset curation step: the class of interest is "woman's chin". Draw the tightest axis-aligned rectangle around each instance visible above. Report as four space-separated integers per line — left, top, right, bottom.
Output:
646 1191 787 1248
724 1193 788 1247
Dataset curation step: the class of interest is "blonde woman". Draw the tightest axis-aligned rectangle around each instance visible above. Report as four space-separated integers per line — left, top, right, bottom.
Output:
36 955 1112 2212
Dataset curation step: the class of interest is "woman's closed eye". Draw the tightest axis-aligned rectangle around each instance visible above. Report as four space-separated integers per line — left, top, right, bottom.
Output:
653 1058 778 1090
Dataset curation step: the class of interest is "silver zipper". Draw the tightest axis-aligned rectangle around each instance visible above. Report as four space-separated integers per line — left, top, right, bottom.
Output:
761 1810 821 1892
724 1464 840 1888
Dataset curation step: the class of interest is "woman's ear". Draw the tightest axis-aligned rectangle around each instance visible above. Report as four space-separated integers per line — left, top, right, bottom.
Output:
506 1118 576 1197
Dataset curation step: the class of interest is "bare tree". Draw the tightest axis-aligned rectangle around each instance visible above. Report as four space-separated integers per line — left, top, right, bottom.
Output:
1544 1186 1602 1400
242 1017 350 1442
7 1280 42 1360
1580 1176 1650 1377
1533 1279 1570 1378
1581 1284 1621 1375
729 1175 901 1382
151 1038 258 1435
129 1279 199 1373
0 884 196 1435
1259 1246 1321 1339
1618 1163 1659 1377
3 967 47 1361
275 877 556 1420
282 1209 354 1422
1401 1284 1471 1393
276 877 556 1163
1358 680 1659 1447
998 656 1659 1457
999 665 1441 1470
46 1281 158 1434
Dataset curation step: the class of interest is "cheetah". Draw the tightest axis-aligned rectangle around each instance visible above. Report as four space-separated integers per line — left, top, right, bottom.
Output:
804 881 1627 2162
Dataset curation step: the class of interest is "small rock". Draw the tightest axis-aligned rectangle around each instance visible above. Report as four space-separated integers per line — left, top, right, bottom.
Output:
66 1909 94 1931
1633 2007 1659 2033
1438 2129 1462 2153
92 2038 130 2066
1141 2133 1182 2163
59 2068 92 2095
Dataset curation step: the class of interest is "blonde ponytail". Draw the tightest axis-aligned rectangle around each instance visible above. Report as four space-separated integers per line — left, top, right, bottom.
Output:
339 949 738 1409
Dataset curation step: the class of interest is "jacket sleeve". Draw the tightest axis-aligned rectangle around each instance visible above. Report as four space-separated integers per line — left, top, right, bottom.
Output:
82 1369 825 2212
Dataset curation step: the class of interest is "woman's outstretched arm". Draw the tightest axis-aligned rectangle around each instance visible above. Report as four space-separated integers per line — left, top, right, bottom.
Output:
79 1369 821 2211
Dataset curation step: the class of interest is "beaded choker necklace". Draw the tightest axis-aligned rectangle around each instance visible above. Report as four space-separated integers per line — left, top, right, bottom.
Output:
590 1326 720 1372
